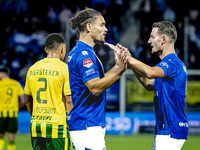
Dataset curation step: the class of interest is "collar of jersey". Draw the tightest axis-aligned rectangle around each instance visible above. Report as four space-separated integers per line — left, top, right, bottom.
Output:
76 41 94 52
1 77 9 81
162 53 177 61
44 58 60 60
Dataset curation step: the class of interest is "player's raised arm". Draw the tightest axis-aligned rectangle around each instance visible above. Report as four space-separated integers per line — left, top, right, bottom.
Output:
85 54 126 96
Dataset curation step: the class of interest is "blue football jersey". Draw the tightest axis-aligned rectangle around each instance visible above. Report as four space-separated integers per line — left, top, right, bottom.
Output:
154 53 188 139
67 41 106 131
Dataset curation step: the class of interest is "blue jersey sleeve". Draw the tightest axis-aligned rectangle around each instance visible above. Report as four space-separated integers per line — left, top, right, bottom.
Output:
156 60 177 78
76 51 100 83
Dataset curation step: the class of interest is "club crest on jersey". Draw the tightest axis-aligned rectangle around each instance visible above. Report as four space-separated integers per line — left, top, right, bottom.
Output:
83 58 93 68
82 51 88 55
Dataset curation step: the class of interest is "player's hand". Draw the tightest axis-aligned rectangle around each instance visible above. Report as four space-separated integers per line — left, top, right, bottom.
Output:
104 42 127 73
117 43 131 63
104 42 121 55
104 42 121 66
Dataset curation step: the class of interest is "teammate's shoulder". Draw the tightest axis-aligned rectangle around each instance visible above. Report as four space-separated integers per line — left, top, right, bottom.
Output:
31 59 43 66
59 60 68 67
161 54 178 65
75 50 95 59
9 78 21 85
68 49 94 63
167 55 185 66
28 59 44 69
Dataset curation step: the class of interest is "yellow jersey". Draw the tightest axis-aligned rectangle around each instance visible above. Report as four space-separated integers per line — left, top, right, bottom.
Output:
0 78 24 118
24 58 71 138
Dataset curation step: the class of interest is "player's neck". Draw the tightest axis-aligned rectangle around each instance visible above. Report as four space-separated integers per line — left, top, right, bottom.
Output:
1 76 9 79
79 33 95 48
159 43 175 60
46 52 60 59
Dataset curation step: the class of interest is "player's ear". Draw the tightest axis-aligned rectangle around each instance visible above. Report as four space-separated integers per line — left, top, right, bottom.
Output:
44 47 48 53
86 23 92 32
60 45 64 54
60 44 66 54
162 35 166 45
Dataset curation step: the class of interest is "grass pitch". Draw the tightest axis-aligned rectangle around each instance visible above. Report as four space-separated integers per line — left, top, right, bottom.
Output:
2 134 200 150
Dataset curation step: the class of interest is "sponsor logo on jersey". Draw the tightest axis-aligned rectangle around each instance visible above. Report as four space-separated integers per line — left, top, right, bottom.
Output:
179 122 188 127
86 69 95 76
82 51 88 55
83 59 93 68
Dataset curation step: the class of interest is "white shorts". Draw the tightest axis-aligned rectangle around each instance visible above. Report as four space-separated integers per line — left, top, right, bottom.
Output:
150 135 186 150
69 126 106 150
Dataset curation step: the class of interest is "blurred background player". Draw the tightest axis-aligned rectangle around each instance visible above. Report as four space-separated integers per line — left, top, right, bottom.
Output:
24 33 73 150
67 8 126 150
0 66 24 150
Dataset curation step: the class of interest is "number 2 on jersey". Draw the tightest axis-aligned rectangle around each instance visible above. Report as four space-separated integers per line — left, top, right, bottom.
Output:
36 78 47 104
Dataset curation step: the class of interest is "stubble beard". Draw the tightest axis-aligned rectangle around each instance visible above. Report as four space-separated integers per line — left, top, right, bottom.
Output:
94 38 105 44
151 49 163 56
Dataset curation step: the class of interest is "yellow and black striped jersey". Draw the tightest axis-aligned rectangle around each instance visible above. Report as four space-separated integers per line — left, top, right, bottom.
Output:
0 78 24 118
24 58 71 138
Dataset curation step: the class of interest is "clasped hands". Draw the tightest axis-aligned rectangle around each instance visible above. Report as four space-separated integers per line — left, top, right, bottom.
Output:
104 42 131 73
105 42 131 64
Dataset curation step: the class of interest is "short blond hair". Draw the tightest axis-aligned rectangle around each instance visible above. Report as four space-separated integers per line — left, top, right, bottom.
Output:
152 21 177 43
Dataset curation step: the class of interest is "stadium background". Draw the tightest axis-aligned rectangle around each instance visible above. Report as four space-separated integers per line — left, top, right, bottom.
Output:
0 0 200 149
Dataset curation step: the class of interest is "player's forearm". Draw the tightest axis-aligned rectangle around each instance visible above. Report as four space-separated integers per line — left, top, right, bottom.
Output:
127 57 155 79
19 95 25 110
65 95 73 113
101 66 122 87
105 63 126 76
26 102 32 116
130 66 154 91
105 65 118 77
93 75 121 96
86 66 123 96
25 95 33 116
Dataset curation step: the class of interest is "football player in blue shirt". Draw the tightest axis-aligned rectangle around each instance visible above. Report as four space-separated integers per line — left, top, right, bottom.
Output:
106 21 188 150
67 8 126 150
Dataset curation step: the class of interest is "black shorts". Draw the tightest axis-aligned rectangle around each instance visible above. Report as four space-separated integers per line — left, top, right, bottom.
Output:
0 117 18 134
31 137 70 150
